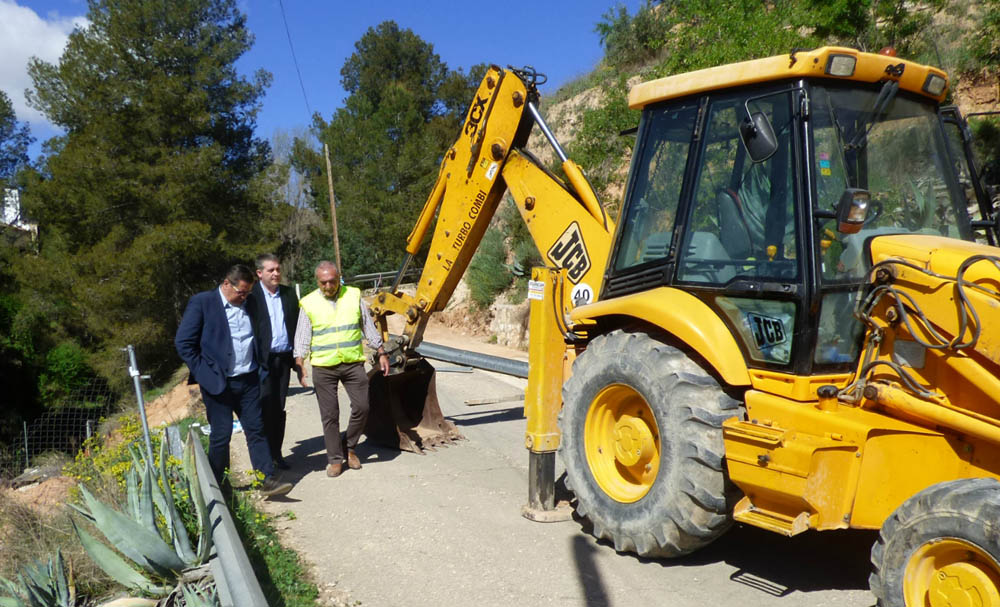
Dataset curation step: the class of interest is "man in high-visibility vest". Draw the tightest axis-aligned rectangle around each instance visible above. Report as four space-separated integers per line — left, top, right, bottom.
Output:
294 261 390 477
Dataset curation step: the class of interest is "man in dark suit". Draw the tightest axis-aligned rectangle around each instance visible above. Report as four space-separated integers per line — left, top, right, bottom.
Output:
175 264 292 498
248 253 300 469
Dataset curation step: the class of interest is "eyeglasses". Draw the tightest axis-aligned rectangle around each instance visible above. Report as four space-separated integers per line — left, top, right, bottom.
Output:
227 281 251 296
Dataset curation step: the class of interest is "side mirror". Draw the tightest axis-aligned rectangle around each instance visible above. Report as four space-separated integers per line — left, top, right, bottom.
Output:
739 111 778 163
835 188 872 234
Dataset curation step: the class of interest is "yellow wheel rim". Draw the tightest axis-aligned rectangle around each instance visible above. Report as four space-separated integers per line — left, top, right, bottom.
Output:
584 383 660 503
905 538 1000 607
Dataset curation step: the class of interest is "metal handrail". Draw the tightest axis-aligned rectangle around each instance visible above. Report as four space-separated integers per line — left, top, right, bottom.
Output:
188 433 269 607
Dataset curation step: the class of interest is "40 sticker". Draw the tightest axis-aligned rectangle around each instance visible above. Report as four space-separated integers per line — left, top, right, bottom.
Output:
570 283 593 307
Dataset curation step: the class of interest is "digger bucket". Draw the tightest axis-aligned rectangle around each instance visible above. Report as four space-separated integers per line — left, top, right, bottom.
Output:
365 357 464 454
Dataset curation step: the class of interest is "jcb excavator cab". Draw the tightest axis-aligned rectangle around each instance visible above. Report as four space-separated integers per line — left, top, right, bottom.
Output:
606 54 974 374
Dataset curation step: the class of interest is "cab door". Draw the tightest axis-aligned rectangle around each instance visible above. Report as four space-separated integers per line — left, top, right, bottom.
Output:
672 86 809 372
940 106 999 244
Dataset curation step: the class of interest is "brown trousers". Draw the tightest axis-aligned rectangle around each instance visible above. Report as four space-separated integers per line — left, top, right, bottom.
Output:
312 361 369 464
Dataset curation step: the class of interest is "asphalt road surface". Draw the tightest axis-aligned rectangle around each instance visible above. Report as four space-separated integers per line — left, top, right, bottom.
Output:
232 354 876 607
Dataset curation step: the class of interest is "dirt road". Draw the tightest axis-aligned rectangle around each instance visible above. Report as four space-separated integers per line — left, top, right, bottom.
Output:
231 334 875 607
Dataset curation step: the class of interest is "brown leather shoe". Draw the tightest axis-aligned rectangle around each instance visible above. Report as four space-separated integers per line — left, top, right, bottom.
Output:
347 450 362 470
326 462 343 478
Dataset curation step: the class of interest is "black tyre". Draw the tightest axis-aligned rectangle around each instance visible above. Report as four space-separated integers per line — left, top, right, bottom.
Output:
559 329 740 557
870 478 1000 606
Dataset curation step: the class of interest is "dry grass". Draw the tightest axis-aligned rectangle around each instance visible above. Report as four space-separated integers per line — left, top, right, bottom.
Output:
0 487 113 598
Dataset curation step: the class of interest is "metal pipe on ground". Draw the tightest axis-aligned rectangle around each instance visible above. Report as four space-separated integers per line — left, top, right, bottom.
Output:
415 341 529 378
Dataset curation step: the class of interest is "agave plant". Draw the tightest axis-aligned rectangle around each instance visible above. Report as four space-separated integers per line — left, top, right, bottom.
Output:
0 549 76 607
177 582 218 607
70 434 212 596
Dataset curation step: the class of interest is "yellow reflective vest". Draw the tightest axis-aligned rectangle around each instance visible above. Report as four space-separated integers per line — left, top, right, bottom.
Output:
299 286 365 367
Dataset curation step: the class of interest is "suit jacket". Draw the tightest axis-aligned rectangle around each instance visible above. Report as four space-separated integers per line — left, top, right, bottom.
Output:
175 288 264 396
248 282 299 358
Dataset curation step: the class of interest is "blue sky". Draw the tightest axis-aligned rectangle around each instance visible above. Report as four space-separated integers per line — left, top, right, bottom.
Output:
3 0 640 159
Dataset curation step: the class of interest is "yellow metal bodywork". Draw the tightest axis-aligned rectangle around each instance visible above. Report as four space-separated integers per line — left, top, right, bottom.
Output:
748 369 852 402
524 267 570 453
629 46 949 109
724 233 1000 536
570 287 751 387
372 66 528 347
505 150 613 312
723 390 1000 534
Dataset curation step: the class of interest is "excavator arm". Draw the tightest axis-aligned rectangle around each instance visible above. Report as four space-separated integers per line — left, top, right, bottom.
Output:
370 65 613 352
364 65 614 456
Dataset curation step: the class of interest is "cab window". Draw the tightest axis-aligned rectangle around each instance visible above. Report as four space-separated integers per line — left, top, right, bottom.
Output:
678 90 800 284
614 103 699 271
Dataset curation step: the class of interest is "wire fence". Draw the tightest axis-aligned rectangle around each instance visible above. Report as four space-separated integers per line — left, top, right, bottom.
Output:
0 379 117 481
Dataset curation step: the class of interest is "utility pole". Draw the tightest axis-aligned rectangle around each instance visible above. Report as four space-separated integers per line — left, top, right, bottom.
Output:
323 143 342 271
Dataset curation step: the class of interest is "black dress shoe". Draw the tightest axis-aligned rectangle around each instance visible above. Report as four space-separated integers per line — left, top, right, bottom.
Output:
274 457 291 470
259 476 293 498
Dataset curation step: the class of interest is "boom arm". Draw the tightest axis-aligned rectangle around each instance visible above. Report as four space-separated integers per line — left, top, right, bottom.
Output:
371 66 614 351
844 234 1000 444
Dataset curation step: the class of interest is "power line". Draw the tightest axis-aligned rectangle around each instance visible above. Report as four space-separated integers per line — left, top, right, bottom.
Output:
277 0 312 119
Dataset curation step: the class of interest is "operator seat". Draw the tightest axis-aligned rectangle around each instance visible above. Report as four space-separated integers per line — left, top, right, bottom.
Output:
717 189 753 259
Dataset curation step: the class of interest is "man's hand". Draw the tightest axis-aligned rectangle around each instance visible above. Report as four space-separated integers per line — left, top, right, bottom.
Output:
294 357 309 388
379 352 390 376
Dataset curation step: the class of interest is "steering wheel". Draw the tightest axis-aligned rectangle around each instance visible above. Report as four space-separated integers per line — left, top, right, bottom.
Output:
864 199 884 226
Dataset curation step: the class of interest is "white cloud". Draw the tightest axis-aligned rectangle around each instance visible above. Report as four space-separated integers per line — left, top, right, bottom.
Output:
0 1 87 126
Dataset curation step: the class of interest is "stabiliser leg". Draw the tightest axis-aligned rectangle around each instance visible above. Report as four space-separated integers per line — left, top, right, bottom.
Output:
522 451 572 522
521 268 573 522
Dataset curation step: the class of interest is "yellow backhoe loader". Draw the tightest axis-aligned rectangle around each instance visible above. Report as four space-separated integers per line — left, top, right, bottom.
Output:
367 48 1000 605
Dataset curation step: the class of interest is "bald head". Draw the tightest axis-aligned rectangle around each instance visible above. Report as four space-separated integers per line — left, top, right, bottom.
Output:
315 261 341 298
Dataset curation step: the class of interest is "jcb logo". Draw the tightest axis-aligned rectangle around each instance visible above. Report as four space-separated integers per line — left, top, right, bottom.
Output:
547 222 591 284
747 313 786 349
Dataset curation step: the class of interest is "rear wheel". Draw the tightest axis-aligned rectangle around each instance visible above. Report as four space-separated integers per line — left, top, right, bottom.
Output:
870 478 1000 607
559 329 740 557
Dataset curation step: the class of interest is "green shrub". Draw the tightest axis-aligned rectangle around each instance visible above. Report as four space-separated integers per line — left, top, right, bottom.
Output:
595 1 672 69
466 228 512 309
971 0 1000 70
512 238 542 278
38 341 93 406
566 78 635 205
498 197 541 276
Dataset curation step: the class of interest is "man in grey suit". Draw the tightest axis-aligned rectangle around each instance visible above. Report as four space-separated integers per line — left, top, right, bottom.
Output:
248 254 301 469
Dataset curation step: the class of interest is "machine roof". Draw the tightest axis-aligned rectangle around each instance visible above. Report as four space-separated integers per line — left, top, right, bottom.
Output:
628 46 949 109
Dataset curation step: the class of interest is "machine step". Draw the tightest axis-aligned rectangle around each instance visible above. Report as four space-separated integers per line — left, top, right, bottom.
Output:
733 496 810 536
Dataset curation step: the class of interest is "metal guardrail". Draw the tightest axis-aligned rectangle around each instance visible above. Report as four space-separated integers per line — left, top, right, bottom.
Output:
345 268 421 289
416 341 529 379
188 432 269 607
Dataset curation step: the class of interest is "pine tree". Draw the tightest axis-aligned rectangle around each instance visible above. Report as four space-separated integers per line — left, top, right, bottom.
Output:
293 21 483 279
18 0 273 383
0 90 33 189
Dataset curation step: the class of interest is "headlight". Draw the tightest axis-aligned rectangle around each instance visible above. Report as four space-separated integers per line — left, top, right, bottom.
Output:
922 74 947 97
825 55 857 77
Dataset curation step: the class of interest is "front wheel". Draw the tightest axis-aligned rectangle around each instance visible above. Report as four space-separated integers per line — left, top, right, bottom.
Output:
559 329 740 558
870 478 1000 607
